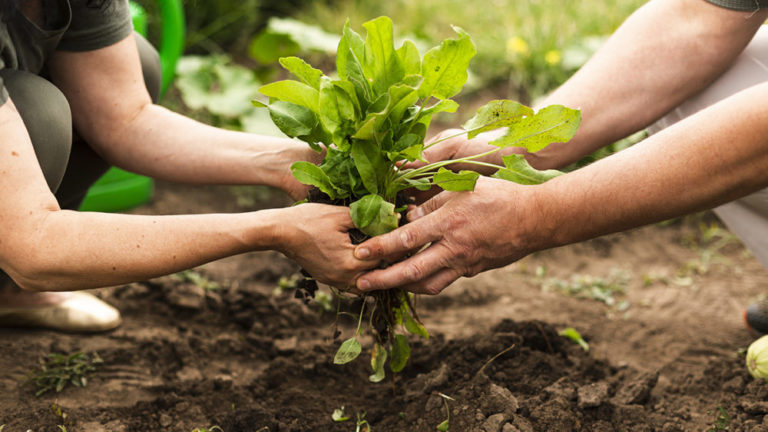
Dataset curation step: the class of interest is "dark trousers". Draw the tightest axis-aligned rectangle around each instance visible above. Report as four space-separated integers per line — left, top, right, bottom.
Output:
0 34 161 290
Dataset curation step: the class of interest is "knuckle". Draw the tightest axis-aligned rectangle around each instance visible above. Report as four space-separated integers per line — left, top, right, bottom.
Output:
405 261 425 282
399 229 419 250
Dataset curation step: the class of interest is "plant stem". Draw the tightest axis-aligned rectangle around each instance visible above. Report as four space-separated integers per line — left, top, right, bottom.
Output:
356 298 367 336
394 147 503 183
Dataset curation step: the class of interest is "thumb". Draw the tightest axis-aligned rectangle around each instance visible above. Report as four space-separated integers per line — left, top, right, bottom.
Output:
407 190 454 222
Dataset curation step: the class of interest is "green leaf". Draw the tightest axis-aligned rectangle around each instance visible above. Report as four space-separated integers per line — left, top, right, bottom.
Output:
418 26 476 100
433 167 480 192
462 100 534 139
350 197 398 237
291 161 340 198
389 334 410 373
397 40 421 76
350 194 386 229
382 83 420 130
404 311 429 339
266 100 317 138
492 154 563 185
351 140 387 195
259 80 319 112
490 105 581 153
559 327 589 352
336 20 365 81
249 32 300 64
437 419 450 431
369 343 388 383
278 56 324 89
416 99 459 120
362 16 405 96
334 337 362 364
319 77 356 146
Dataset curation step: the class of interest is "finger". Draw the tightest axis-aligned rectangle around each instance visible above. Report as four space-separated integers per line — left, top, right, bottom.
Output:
355 241 453 291
407 190 454 222
354 216 439 262
401 267 462 296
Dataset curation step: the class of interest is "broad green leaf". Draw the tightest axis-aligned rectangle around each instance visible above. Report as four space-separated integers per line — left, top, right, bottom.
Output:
353 117 377 140
333 80 362 118
559 327 589 352
351 140 387 195
433 167 480 192
319 77 356 146
418 26 476 100
492 154 563 185
437 420 450 431
402 177 432 192
291 161 340 198
249 32 300 64
462 100 534 139
279 56 324 89
362 16 405 96
389 144 425 163
336 20 365 81
350 194 386 229
490 105 581 152
397 40 421 76
334 337 362 364
259 80 319 112
389 334 410 373
266 100 317 138
415 99 459 122
369 343 388 383
382 84 420 129
352 198 398 237
404 311 429 339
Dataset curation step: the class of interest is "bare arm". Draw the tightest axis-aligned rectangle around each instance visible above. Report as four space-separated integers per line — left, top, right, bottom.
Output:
420 0 768 172
0 98 368 292
47 34 317 199
354 81 768 294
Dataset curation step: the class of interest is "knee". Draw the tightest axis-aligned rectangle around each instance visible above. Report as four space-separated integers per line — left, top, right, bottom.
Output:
0 69 72 192
135 32 162 103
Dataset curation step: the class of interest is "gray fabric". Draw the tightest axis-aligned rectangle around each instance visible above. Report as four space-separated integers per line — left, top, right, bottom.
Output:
0 0 133 104
705 0 768 11
647 26 768 269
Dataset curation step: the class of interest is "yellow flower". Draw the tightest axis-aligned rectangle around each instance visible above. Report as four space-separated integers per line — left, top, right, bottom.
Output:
545 50 561 66
506 36 529 56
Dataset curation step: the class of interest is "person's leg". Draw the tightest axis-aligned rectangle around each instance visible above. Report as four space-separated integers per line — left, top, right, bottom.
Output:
0 33 162 331
647 25 768 332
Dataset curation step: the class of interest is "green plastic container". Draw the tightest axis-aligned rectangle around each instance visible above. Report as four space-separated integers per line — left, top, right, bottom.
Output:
79 0 185 212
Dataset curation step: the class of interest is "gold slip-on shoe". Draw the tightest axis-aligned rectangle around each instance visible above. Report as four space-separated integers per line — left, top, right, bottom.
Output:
0 292 121 332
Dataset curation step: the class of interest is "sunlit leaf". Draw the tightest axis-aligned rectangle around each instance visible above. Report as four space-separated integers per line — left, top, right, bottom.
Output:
334 338 362 364
492 154 563 185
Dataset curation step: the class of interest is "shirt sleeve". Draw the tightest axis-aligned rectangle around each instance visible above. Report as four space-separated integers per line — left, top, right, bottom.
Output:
57 0 133 52
705 0 768 11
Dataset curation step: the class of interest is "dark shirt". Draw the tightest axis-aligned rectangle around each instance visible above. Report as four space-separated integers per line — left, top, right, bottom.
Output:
0 0 132 103
706 0 768 11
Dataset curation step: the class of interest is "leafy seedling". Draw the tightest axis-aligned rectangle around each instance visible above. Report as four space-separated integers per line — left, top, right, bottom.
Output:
257 16 580 379
436 393 455 431
27 352 103 397
332 406 351 422
559 327 589 352
706 406 731 432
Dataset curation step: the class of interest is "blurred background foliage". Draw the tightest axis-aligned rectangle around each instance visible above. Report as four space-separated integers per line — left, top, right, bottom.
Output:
135 0 647 146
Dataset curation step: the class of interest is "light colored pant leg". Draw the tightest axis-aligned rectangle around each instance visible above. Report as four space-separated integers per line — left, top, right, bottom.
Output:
647 25 768 269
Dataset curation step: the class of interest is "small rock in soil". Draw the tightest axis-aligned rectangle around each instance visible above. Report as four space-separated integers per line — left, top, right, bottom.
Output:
577 381 611 409
481 383 519 417
543 376 576 401
482 413 508 432
612 370 659 405
501 423 520 432
165 283 206 310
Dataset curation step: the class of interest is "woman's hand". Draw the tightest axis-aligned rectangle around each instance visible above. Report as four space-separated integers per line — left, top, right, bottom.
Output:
275 203 379 288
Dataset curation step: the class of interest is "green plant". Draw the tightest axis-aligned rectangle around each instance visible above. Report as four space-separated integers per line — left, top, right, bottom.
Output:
559 327 589 352
173 269 221 291
706 406 731 432
256 16 579 380
436 393 454 431
26 352 103 397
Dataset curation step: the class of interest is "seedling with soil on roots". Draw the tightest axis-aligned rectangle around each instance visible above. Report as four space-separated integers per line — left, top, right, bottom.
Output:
256 16 580 380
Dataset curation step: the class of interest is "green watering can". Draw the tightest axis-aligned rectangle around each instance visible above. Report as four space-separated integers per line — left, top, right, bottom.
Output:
78 0 185 212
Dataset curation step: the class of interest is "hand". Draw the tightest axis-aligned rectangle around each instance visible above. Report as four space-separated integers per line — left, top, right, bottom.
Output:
277 203 379 288
353 177 539 295
404 128 521 204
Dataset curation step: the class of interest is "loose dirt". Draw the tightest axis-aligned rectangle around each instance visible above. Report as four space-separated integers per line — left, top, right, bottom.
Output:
2 181 767 432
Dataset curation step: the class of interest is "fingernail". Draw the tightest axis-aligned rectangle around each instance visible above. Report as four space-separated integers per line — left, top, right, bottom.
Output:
357 278 370 291
356 247 370 259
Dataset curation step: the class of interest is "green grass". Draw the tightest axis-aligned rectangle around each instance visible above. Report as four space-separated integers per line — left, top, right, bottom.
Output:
296 0 647 101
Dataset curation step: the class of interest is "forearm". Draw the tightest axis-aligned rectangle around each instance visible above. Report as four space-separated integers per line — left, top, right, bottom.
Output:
4 209 284 292
92 103 317 187
530 0 768 169
534 82 768 251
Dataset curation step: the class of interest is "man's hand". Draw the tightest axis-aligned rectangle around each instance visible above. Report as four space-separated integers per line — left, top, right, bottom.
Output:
278 203 380 288
353 177 538 295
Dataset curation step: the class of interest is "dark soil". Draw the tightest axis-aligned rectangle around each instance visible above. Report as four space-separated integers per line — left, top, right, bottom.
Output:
1 181 768 432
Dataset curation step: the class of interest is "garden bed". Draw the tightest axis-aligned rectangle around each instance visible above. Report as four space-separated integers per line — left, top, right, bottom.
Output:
1 181 768 431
